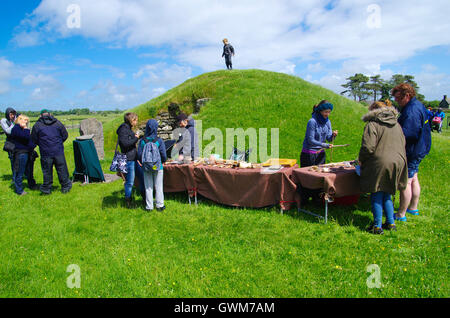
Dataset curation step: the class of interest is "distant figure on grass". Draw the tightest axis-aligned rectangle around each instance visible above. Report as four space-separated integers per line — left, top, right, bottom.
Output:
31 109 72 195
1 107 18 182
137 119 167 212
10 115 38 195
433 108 445 133
171 112 199 162
358 100 408 234
299 100 338 204
116 112 140 209
392 83 431 222
222 38 235 70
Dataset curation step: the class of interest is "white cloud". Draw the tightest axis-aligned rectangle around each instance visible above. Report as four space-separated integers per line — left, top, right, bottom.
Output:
0 58 14 95
13 0 450 76
134 63 192 87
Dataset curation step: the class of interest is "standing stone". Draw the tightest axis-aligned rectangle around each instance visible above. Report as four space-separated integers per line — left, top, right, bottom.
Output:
79 118 104 160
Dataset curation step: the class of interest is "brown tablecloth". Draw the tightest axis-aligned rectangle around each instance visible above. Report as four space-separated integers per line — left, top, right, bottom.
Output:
290 166 361 200
163 163 299 209
163 164 196 196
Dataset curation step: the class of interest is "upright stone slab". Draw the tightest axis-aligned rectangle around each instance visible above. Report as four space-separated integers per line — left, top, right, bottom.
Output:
79 118 104 160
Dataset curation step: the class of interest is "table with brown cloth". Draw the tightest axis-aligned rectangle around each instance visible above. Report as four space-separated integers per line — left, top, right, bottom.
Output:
163 164 197 197
163 163 299 210
291 166 361 200
290 166 361 222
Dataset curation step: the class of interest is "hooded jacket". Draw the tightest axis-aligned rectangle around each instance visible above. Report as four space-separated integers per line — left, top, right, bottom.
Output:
398 97 432 161
172 117 199 160
359 107 408 195
137 119 167 170
31 115 68 158
1 108 16 139
116 122 138 161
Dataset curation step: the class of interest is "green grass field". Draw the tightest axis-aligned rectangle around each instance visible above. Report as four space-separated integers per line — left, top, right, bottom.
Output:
0 70 448 298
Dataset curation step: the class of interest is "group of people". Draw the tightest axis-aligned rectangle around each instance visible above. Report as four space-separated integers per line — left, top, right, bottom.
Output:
1 109 72 196
115 112 199 211
300 83 431 234
427 107 446 133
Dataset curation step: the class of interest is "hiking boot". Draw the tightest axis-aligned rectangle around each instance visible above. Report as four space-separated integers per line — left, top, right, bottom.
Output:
382 223 397 231
156 206 166 212
366 224 384 235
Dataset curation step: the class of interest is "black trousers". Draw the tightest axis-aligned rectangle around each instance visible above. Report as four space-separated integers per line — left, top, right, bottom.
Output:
40 154 72 194
299 151 326 203
224 55 232 69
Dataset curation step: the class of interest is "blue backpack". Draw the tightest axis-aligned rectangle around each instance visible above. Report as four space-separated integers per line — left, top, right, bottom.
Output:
141 137 161 172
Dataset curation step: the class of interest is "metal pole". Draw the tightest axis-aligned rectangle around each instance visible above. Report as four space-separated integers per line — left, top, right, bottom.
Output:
325 199 328 224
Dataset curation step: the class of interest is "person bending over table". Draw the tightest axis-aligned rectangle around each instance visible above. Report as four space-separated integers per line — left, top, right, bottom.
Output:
358 100 408 234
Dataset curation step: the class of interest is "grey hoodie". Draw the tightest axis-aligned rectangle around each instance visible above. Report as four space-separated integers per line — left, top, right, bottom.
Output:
1 108 16 137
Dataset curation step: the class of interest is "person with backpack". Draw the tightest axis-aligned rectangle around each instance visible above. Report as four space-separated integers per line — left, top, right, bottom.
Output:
222 38 235 70
137 119 167 212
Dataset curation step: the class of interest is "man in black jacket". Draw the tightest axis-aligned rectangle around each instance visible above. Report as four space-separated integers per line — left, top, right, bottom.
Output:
31 109 72 194
222 38 235 70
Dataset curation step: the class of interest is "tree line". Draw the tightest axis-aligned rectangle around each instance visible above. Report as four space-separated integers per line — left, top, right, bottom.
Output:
340 73 429 104
18 108 123 117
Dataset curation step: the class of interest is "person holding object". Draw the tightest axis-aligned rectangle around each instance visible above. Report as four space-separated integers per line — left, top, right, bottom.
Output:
299 100 338 204
300 100 338 167
358 100 408 234
31 109 72 195
434 108 445 133
1 107 18 181
117 112 140 208
392 83 431 221
10 115 37 195
137 119 167 212
222 38 235 70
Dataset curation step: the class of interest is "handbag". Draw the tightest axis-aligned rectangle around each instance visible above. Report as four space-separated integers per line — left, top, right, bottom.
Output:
3 140 15 152
109 139 128 173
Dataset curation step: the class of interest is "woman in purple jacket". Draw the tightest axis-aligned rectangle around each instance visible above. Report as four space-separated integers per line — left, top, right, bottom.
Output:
11 115 37 195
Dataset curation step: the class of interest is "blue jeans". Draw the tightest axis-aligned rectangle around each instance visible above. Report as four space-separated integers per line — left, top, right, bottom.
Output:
14 153 29 194
370 191 395 228
124 160 136 198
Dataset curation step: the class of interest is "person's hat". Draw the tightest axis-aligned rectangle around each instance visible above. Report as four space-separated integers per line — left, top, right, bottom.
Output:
40 109 50 115
176 112 188 123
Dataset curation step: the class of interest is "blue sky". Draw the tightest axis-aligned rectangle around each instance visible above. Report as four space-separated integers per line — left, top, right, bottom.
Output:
1 0 449 111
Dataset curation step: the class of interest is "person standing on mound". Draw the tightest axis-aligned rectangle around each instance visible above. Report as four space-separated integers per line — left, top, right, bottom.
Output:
222 38 235 70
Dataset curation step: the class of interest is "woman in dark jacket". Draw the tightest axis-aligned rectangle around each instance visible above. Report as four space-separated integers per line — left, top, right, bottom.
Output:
117 112 140 208
137 119 167 211
10 115 37 195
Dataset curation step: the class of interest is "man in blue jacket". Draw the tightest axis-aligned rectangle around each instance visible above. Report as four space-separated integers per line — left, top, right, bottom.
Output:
31 109 72 194
392 84 431 221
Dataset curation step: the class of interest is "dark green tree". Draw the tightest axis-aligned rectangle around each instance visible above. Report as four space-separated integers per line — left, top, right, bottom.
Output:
340 73 371 102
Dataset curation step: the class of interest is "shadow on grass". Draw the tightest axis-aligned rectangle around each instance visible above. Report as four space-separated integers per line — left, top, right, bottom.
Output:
102 190 125 209
281 195 373 230
1 174 12 181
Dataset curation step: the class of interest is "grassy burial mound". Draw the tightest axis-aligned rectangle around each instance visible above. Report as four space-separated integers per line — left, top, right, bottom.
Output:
104 69 368 162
